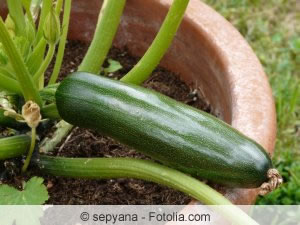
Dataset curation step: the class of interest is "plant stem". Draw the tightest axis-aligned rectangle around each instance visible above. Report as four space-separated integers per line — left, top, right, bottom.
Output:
22 0 35 26
35 156 259 225
41 103 60 119
6 0 26 36
39 120 73 153
21 128 37 173
0 135 31 160
0 18 42 106
78 0 126 73
55 0 64 15
35 0 52 46
27 38 47 75
121 0 189 85
48 0 72 85
33 43 56 87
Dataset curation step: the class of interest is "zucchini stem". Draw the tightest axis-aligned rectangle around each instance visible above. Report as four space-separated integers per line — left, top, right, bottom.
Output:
78 0 126 73
41 103 60 120
35 0 52 46
48 0 72 85
259 169 283 195
121 0 189 85
21 127 37 173
55 0 64 15
33 43 56 88
34 155 259 225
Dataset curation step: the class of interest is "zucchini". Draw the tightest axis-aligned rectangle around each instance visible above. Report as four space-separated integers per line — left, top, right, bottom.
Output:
55 72 273 188
0 135 30 160
0 108 27 130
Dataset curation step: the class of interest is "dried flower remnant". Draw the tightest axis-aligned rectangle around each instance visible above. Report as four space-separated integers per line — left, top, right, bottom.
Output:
22 101 41 128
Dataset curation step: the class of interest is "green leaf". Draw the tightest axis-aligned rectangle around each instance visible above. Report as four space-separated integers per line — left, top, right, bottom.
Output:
0 176 49 205
103 59 123 75
0 44 8 66
0 17 42 105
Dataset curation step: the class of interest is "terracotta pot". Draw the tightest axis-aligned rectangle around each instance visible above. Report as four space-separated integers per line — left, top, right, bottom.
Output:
0 0 276 205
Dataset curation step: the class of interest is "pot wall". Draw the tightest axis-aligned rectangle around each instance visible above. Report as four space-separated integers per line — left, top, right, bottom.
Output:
0 0 277 204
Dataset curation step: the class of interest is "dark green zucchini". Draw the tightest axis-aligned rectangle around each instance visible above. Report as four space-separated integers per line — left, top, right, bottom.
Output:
0 135 30 160
0 108 27 130
55 72 273 188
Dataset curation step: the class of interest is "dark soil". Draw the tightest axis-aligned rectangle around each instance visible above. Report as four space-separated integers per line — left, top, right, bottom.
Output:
1 40 213 205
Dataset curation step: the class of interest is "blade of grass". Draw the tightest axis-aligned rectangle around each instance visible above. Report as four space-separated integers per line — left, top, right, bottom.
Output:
121 0 189 85
0 17 42 106
78 0 126 73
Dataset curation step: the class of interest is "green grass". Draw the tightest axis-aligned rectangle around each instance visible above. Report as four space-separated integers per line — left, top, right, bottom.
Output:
203 0 300 204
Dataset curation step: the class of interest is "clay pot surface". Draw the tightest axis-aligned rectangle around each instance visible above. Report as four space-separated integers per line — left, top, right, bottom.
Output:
0 0 276 204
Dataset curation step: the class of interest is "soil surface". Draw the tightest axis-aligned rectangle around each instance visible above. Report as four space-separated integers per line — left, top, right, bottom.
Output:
1 41 213 205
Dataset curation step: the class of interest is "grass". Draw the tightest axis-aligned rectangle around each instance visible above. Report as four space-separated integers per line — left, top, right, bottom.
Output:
203 0 300 204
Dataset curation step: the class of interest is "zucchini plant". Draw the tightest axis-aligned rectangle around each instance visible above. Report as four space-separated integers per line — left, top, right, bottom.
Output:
0 0 281 224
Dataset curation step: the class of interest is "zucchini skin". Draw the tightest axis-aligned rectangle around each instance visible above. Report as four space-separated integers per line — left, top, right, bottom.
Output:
55 72 272 188
0 108 27 130
0 135 30 160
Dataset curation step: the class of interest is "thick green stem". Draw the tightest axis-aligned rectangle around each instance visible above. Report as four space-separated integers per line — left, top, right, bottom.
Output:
35 156 259 225
21 127 36 173
0 135 31 160
0 18 42 106
41 103 60 119
121 0 189 85
78 0 126 73
33 43 56 87
48 0 72 85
